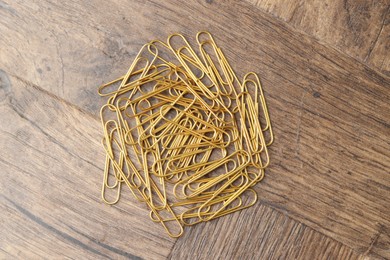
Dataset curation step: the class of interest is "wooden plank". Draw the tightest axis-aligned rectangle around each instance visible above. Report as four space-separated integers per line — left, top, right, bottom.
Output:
168 202 362 259
0 0 389 258
245 0 390 75
0 73 175 259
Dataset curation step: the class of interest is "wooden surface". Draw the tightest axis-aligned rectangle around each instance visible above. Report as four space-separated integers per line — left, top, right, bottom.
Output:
0 0 389 259
246 0 390 76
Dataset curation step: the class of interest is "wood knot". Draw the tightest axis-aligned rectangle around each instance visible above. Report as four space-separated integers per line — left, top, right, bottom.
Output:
313 91 321 98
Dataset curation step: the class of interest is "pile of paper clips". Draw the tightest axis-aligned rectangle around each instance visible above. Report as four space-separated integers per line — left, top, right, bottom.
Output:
98 32 273 238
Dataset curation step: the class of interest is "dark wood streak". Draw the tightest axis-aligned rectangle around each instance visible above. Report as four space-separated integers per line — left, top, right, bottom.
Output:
9 101 101 172
65 225 143 260
2 196 109 259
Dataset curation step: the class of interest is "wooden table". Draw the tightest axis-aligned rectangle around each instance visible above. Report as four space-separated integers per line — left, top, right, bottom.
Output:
1 1 389 259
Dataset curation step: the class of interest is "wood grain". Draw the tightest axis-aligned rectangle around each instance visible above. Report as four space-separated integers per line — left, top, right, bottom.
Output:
0 0 389 258
0 74 175 260
366 9 390 76
169 202 361 259
245 0 390 75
